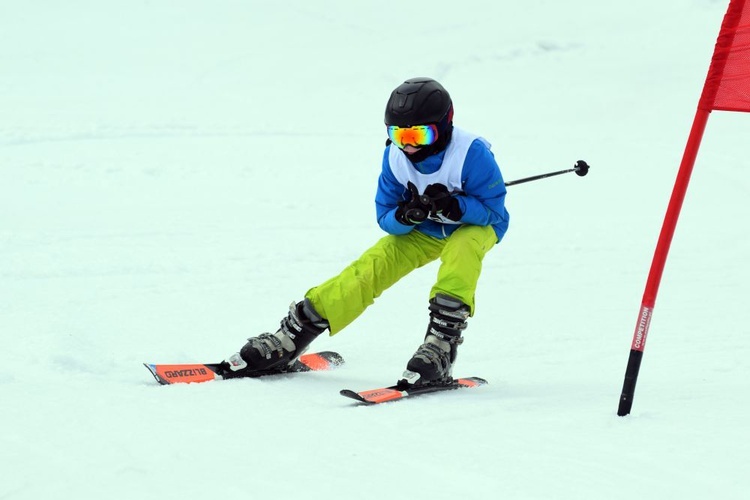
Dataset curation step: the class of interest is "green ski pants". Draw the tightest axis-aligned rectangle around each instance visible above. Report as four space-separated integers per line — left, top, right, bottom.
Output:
305 224 498 334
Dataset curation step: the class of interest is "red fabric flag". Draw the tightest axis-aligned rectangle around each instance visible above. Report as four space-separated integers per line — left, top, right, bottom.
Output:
699 0 750 112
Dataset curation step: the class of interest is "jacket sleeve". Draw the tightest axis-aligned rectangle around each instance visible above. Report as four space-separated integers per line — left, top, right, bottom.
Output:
375 147 414 235
456 140 509 233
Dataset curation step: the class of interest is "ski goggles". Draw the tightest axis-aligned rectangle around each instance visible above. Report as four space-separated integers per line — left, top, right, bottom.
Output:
386 124 439 149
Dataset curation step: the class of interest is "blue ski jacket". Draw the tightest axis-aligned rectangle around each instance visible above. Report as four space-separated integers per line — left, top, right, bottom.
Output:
375 134 509 243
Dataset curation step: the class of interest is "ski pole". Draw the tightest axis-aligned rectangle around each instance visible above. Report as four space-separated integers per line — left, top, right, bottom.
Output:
411 160 590 219
505 160 590 187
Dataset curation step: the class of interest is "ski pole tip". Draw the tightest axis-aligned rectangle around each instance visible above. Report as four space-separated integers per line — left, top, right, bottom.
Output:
574 160 590 177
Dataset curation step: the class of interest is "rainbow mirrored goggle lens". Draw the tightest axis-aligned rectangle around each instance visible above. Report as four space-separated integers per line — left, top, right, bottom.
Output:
387 124 439 149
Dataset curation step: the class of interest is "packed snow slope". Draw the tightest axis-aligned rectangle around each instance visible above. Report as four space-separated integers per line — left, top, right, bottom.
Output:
2 1 748 499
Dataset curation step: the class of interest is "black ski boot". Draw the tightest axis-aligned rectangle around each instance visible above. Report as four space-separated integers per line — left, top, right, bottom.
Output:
401 294 470 386
222 299 328 378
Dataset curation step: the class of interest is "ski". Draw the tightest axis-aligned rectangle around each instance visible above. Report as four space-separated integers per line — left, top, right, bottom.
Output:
144 351 344 385
340 376 488 405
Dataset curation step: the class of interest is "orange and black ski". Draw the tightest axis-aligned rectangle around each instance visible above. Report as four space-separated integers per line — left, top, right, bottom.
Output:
340 377 488 405
144 351 344 385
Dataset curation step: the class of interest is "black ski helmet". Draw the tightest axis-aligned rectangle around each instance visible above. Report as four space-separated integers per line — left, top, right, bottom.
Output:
385 77 454 161
385 77 453 128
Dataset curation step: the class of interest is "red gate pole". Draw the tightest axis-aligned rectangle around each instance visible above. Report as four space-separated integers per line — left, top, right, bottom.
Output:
616 109 709 417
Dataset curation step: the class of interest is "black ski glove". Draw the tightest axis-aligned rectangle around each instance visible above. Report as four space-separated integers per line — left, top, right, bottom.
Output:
395 181 430 225
423 183 463 222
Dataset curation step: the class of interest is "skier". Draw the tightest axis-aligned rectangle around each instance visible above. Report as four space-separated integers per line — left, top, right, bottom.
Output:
223 77 509 386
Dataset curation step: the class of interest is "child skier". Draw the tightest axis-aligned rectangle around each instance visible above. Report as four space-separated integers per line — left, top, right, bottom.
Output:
223 77 509 386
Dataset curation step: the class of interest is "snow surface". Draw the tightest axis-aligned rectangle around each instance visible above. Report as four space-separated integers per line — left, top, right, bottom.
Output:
2 1 749 498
